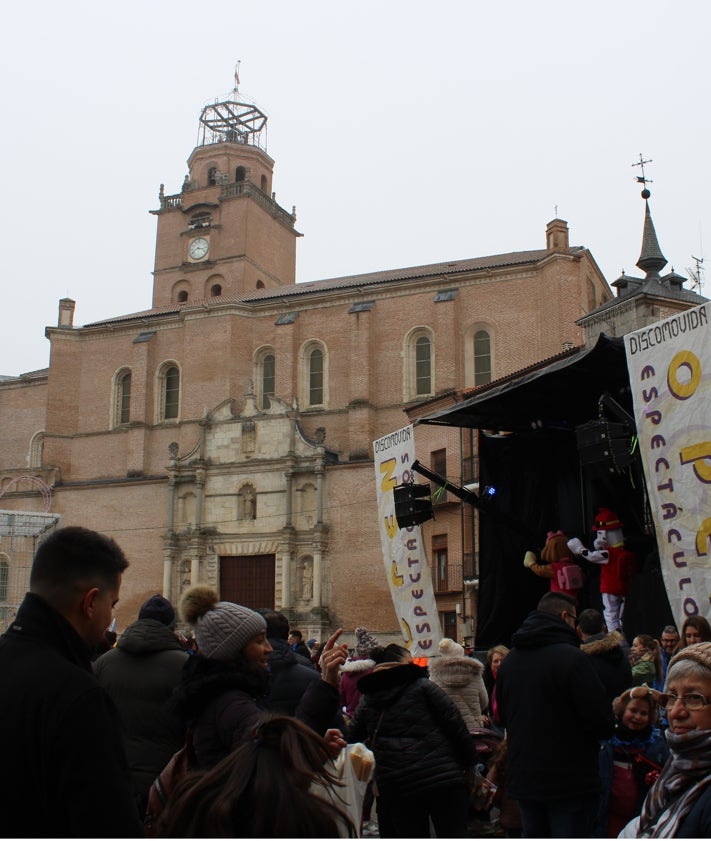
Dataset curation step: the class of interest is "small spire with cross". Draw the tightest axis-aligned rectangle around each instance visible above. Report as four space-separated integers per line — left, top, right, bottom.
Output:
632 153 653 199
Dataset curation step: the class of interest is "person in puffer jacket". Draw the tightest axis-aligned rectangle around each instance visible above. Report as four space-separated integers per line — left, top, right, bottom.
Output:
347 643 477 838
428 637 488 731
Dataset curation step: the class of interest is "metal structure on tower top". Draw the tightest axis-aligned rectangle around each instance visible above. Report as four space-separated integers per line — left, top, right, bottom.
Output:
197 62 268 151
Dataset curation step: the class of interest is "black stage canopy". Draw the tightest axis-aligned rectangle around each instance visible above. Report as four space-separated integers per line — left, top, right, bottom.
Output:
418 333 673 648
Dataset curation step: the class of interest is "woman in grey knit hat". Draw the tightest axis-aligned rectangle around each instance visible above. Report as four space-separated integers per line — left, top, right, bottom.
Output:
619 641 711 837
171 585 348 769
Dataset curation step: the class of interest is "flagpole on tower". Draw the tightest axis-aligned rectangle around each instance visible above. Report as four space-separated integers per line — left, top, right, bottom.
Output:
233 61 241 96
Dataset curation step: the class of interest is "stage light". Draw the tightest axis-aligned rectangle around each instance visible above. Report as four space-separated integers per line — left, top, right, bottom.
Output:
393 482 434 529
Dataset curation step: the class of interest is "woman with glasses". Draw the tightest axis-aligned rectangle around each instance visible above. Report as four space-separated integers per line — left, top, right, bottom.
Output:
620 642 711 837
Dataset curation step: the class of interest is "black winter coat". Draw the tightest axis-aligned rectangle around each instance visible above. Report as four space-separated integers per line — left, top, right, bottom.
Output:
580 630 634 705
0 593 143 837
348 662 477 797
266 636 320 715
172 653 340 769
93 618 188 812
497 610 615 802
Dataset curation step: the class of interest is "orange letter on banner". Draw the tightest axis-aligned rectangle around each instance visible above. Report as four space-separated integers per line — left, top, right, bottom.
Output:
379 458 397 492
667 351 701 400
680 443 711 484
695 519 711 557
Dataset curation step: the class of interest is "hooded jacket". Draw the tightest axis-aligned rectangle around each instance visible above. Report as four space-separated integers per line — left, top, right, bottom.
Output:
171 653 339 769
580 630 634 704
93 618 188 812
497 609 615 801
428 653 488 730
339 657 375 718
0 593 143 837
347 662 477 797
265 636 320 715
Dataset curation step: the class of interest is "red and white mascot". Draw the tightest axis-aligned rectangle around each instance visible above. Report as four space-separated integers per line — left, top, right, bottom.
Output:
567 507 636 633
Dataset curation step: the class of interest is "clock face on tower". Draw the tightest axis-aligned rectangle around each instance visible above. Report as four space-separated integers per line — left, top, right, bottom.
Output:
188 237 209 260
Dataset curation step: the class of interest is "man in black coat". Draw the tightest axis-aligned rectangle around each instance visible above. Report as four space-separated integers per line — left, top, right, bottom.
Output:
0 526 144 837
497 591 615 838
577 608 633 704
94 594 189 814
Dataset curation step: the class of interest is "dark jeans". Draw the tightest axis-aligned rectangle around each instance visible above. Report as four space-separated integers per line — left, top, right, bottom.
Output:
377 783 469 838
516 794 600 838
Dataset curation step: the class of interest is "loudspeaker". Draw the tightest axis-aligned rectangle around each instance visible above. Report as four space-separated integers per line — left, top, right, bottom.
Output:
575 419 634 472
393 483 434 529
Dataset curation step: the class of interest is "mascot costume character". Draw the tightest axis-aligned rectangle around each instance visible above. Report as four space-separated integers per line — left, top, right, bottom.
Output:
567 507 636 633
523 529 583 602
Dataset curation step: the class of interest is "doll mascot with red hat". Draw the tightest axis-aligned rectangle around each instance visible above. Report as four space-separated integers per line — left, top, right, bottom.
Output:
567 507 636 633
523 529 583 602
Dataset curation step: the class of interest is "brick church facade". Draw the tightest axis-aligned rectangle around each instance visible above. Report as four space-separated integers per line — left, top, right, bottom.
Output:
0 85 613 642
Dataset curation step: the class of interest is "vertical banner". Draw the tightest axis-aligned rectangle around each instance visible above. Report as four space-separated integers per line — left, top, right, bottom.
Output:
624 303 711 623
373 424 442 656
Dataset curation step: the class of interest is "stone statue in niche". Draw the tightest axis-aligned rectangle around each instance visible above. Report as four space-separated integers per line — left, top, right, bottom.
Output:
299 558 313 601
240 487 256 520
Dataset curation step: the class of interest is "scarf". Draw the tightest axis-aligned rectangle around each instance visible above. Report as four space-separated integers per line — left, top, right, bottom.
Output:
636 728 711 837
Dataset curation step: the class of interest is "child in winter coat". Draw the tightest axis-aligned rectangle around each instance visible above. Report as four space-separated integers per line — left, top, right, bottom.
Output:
596 685 669 837
428 637 488 730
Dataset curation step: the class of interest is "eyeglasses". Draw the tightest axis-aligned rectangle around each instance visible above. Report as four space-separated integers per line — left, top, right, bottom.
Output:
658 692 711 712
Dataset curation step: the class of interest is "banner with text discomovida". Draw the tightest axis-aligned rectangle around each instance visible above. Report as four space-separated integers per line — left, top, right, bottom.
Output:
373 424 442 657
624 303 711 623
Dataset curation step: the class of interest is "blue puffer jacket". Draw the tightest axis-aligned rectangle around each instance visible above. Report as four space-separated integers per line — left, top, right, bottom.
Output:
347 662 477 797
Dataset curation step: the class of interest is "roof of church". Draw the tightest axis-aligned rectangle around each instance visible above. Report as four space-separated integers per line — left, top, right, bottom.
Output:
85 245 586 327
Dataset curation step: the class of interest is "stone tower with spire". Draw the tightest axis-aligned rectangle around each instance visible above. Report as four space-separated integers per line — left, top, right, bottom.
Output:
577 188 707 345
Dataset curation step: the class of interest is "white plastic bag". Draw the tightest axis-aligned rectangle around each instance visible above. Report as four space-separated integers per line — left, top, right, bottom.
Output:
329 743 375 836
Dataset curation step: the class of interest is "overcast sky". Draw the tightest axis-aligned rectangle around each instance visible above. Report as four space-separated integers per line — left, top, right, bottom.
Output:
3 0 709 376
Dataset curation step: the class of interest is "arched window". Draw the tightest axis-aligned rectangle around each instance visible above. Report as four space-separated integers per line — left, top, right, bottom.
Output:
256 279 265 289
0 555 8 601
299 341 328 408
404 328 434 400
210 284 222 297
260 174 268 192
158 363 180 422
415 336 432 396
309 348 324 406
262 353 275 408
474 330 492 385
113 369 131 426
208 167 217 186
235 166 246 182
177 290 188 303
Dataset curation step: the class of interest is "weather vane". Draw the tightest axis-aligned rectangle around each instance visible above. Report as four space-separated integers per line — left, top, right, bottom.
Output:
233 61 241 96
632 153 653 199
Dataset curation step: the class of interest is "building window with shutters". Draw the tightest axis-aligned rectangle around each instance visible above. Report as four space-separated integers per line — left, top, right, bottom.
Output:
433 534 449 592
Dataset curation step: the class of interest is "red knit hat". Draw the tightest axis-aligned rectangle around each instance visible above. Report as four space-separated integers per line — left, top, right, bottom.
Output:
593 507 623 531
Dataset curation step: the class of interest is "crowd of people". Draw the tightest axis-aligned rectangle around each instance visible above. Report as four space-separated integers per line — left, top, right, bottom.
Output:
2 525 711 838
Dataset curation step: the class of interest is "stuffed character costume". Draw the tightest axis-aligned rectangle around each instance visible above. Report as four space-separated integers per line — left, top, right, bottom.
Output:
523 530 583 601
567 507 636 633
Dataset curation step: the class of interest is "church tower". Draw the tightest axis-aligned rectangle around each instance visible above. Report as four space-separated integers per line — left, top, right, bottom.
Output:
150 74 300 307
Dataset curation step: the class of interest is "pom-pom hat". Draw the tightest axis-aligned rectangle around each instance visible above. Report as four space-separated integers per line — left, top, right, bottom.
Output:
180 585 266 661
355 627 380 657
438 637 465 657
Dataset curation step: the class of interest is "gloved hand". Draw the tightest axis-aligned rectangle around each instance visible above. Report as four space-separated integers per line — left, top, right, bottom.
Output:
567 537 586 556
523 551 537 568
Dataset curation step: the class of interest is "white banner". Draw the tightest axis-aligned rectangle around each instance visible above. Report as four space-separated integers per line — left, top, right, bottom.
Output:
624 304 711 624
373 424 442 657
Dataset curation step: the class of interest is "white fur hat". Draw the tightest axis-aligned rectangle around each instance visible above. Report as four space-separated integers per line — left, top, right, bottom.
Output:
438 637 464 657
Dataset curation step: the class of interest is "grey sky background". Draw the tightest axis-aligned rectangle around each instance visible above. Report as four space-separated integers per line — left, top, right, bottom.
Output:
3 0 709 376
